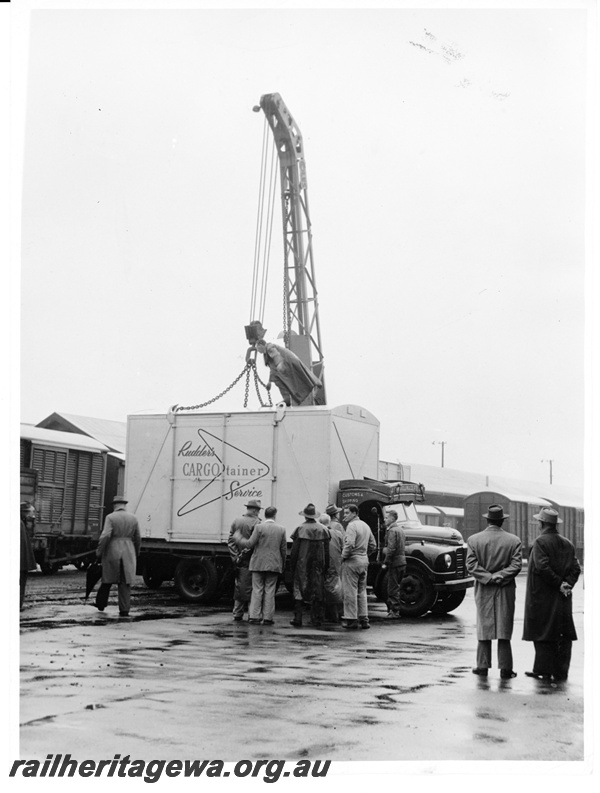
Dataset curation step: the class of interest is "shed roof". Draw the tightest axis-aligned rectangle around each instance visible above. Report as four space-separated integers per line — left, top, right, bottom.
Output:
36 412 127 453
21 424 109 453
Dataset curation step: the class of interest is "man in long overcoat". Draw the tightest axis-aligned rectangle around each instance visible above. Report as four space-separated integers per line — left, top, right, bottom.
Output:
95 495 141 617
289 503 330 627
228 499 262 621
238 505 287 625
523 507 581 681
466 504 522 679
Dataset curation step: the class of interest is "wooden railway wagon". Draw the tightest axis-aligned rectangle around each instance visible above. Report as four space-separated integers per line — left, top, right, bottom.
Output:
464 490 556 559
20 424 109 573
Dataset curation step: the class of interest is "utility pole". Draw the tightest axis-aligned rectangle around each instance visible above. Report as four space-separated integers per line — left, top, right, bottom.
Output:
432 440 447 468
541 459 554 485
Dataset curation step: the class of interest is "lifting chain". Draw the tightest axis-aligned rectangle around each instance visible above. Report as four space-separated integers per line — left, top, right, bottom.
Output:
173 359 273 413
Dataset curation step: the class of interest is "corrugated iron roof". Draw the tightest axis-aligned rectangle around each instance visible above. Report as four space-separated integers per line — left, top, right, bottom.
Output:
36 412 127 453
21 424 109 452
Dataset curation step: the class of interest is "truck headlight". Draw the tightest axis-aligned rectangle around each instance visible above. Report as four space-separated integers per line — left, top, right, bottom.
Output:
443 553 452 569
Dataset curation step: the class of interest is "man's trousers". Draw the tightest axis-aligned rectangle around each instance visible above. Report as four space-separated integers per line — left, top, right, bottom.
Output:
476 639 513 671
249 571 279 622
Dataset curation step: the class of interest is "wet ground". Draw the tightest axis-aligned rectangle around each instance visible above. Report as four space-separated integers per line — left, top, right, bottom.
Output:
18 568 584 763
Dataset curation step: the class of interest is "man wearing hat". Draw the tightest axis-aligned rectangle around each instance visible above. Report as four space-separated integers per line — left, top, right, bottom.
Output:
95 495 141 617
228 499 262 621
523 507 581 681
466 505 522 678
322 505 345 623
289 504 330 627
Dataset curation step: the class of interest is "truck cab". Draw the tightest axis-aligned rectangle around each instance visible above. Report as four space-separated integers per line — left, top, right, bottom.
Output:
338 479 474 617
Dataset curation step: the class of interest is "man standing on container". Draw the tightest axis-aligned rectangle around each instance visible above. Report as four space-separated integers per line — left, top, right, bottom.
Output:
523 507 581 681
381 509 406 619
228 499 262 622
95 495 141 618
237 506 287 625
466 504 522 679
341 504 377 630
289 504 330 627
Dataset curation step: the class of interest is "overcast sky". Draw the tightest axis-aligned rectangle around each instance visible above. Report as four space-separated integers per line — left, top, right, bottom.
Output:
15 2 593 488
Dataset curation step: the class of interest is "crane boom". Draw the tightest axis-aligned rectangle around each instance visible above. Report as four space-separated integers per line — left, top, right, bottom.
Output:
257 93 326 405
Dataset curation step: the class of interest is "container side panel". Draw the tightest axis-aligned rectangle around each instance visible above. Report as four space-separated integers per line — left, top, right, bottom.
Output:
329 410 380 500
126 416 175 541
170 414 274 542
272 413 331 538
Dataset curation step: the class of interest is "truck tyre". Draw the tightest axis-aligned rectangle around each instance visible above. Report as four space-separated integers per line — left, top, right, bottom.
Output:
431 590 466 614
142 568 165 590
399 567 437 617
174 558 218 603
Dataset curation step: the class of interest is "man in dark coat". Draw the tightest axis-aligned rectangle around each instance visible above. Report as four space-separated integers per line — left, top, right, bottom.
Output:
523 507 581 681
381 508 406 619
289 503 330 627
228 499 262 622
466 504 522 679
20 502 37 609
95 495 141 617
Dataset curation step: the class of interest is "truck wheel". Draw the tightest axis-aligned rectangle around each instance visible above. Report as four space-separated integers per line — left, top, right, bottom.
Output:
174 558 218 603
431 590 466 614
399 568 437 617
142 568 165 590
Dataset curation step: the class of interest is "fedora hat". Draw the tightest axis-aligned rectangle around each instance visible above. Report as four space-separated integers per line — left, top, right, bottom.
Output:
299 503 318 518
325 504 341 516
533 507 563 524
482 504 509 521
113 495 128 504
245 499 262 510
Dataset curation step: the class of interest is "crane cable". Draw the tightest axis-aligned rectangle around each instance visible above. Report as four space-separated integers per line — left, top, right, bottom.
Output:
250 116 279 327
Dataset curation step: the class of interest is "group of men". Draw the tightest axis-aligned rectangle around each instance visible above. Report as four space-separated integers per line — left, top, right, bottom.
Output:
228 499 385 630
20 493 581 682
467 504 581 682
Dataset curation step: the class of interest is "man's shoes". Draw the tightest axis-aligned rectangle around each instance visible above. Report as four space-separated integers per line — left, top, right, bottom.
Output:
341 620 359 630
472 668 488 677
94 604 105 612
500 670 517 679
233 616 244 622
262 620 274 625
525 671 552 680
248 619 261 624
119 611 129 616
359 621 370 630
386 612 401 619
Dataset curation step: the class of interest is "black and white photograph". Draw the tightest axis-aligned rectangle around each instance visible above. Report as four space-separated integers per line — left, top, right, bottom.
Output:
4 0 597 787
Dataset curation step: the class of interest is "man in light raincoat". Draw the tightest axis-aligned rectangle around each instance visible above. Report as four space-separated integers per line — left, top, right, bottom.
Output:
95 496 141 617
466 504 522 679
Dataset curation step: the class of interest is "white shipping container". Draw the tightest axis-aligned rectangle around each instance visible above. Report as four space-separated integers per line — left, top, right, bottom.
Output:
126 404 380 542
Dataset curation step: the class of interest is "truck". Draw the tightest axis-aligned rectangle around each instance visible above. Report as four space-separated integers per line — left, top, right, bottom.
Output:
130 404 473 616
128 92 473 616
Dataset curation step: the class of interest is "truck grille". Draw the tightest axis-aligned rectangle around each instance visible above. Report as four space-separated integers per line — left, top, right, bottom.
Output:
455 547 466 577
